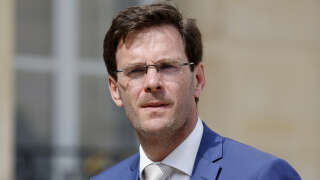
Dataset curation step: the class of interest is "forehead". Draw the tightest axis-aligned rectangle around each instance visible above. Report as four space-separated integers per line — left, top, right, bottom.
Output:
115 25 186 66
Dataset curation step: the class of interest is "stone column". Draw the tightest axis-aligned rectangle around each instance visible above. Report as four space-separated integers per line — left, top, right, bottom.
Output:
0 0 14 179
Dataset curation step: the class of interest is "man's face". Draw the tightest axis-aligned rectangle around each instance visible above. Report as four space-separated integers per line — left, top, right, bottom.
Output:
108 25 205 137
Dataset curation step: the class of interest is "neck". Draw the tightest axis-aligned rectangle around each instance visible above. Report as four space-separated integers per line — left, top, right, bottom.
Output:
137 113 198 162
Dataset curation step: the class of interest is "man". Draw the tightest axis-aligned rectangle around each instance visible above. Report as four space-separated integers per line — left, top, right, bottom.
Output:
92 2 301 180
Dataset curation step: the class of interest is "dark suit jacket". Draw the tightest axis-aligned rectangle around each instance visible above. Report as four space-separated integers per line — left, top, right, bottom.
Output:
91 122 301 180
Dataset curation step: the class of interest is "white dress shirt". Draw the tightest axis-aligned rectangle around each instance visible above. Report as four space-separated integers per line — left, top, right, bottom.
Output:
139 118 204 180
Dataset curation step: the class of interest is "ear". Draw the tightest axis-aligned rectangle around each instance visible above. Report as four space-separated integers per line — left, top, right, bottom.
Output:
193 63 206 99
108 76 123 107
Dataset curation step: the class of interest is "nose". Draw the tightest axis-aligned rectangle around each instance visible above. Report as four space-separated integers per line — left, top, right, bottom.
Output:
143 67 162 92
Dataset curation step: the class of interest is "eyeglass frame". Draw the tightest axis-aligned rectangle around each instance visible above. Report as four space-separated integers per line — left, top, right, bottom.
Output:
114 61 195 81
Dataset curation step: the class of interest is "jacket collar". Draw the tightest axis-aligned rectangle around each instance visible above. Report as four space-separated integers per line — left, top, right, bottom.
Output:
128 154 140 180
191 122 223 180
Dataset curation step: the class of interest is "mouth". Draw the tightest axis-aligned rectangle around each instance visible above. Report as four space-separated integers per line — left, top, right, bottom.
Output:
141 102 170 109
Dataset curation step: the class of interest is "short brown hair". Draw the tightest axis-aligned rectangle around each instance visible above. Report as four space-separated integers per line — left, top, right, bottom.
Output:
103 3 203 81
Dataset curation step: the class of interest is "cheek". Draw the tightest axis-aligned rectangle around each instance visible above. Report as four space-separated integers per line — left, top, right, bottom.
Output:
168 77 194 101
120 84 142 107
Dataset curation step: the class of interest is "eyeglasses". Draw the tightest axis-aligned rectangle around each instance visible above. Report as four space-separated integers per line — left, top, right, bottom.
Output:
115 60 194 83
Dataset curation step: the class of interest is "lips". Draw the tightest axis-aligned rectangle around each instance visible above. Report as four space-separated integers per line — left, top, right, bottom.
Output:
141 102 170 108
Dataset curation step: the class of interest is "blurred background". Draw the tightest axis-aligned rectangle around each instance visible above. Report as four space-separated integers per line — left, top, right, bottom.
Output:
0 0 319 179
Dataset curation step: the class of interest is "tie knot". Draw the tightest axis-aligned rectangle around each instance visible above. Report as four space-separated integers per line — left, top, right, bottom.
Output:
143 163 173 180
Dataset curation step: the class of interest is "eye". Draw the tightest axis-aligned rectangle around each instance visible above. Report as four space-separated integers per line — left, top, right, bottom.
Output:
126 66 145 76
159 63 177 71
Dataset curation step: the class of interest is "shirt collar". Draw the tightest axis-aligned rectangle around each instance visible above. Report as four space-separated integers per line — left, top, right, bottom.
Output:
139 118 204 178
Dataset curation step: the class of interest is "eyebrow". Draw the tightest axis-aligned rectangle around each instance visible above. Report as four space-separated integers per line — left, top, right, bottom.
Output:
156 58 178 64
120 62 145 70
151 58 185 65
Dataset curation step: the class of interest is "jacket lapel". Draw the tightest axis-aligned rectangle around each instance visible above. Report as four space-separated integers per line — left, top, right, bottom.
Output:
191 123 223 180
128 154 140 180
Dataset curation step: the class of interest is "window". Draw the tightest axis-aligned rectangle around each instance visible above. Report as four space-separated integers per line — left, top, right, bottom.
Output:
15 0 141 179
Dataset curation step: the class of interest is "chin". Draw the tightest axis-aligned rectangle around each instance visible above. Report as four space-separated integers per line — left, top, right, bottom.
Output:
137 116 175 135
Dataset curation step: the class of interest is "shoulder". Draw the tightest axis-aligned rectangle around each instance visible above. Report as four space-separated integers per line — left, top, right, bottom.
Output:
222 137 276 163
220 137 301 179
200 124 301 179
90 153 139 180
